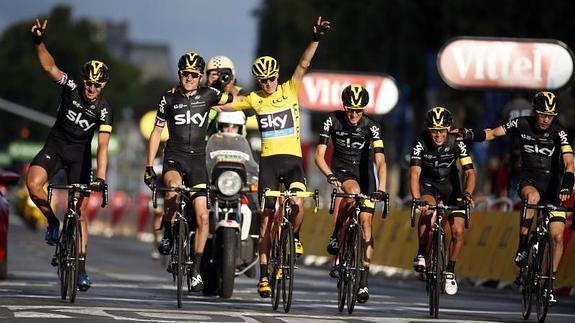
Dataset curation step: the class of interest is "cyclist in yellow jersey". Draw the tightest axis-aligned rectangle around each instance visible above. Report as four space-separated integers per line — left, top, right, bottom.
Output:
218 16 331 298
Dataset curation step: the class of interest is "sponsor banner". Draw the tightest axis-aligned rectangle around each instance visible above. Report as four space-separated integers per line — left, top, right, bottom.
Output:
299 72 399 115
438 37 574 90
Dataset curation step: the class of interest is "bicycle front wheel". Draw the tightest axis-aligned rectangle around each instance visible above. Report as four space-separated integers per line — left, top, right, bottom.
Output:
336 237 347 313
536 236 553 323
429 230 444 318
281 222 295 313
270 226 281 311
175 221 186 308
58 228 69 300
521 236 536 320
347 225 363 314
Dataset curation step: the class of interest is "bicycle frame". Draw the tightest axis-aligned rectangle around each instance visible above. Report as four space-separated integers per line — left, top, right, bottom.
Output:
48 183 107 303
328 189 387 314
152 185 210 309
261 188 319 313
409 198 469 318
519 202 571 322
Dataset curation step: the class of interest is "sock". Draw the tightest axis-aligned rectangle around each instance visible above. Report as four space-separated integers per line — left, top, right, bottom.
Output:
260 264 268 280
447 260 456 273
518 234 528 252
360 266 369 286
294 232 300 241
193 253 202 273
79 258 86 275
417 244 427 257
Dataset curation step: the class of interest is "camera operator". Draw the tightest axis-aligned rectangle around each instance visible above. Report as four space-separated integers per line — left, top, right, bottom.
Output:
205 56 253 138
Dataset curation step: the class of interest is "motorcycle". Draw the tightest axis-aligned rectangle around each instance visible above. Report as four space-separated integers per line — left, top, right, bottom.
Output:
201 132 260 298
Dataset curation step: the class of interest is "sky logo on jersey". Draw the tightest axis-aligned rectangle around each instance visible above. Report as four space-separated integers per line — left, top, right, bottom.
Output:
412 142 424 157
174 111 208 126
66 110 96 131
524 144 555 156
259 109 295 139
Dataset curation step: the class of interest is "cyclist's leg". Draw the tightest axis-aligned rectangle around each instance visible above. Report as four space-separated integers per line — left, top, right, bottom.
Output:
517 183 540 267
159 170 182 253
283 156 307 255
414 193 436 271
27 144 63 244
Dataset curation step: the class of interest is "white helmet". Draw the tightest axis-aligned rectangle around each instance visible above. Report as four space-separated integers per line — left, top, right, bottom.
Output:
207 55 235 76
217 111 245 126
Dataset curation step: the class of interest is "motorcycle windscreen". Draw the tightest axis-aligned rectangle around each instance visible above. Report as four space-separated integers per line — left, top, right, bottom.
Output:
205 133 259 183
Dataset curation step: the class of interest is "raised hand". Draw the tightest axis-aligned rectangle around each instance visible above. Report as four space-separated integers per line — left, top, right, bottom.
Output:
31 18 48 45
312 16 331 42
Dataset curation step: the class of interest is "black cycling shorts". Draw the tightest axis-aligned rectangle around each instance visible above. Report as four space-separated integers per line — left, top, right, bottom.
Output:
332 160 376 213
420 174 465 218
163 151 208 196
30 135 91 184
517 170 564 223
259 155 306 210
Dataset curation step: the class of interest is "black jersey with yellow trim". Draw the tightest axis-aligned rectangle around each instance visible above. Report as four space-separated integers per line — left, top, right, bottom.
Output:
410 131 473 182
502 116 573 172
49 73 113 143
155 86 232 154
318 111 384 165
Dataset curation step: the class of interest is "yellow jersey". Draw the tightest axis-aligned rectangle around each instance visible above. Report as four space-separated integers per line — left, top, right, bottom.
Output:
231 76 302 157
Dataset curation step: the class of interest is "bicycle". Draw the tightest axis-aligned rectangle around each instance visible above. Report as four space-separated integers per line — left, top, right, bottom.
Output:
48 183 108 303
260 188 319 313
410 198 470 318
328 189 389 314
517 202 571 323
152 185 210 309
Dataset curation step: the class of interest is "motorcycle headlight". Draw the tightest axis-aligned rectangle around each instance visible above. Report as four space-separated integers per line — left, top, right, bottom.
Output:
217 171 242 196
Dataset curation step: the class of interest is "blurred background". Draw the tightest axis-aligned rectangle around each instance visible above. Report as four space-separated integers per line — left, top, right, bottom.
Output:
2 0 575 232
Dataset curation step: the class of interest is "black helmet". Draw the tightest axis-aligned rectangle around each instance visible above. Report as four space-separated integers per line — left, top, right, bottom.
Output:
425 107 453 129
341 84 369 109
81 60 109 84
533 91 558 115
178 52 205 73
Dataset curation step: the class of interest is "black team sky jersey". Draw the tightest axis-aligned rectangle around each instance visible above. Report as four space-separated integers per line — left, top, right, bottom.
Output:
502 116 573 173
318 111 384 166
49 73 113 142
410 132 474 181
154 86 232 154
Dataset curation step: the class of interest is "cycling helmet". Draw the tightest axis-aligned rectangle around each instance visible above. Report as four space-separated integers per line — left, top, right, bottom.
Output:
532 91 558 115
81 60 109 84
217 111 245 133
252 56 279 79
178 52 205 72
341 84 369 109
425 107 453 129
207 56 235 76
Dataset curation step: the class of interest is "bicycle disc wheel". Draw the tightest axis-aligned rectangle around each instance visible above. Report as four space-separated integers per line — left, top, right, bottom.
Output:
347 225 363 314
68 219 80 303
281 222 295 313
176 221 186 308
270 227 281 311
536 237 552 323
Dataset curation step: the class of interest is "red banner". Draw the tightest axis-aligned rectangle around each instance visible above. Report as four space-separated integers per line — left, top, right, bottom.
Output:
438 37 574 90
299 72 399 115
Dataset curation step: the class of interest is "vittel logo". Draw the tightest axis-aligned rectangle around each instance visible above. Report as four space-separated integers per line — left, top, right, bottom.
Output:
66 110 95 131
174 111 208 126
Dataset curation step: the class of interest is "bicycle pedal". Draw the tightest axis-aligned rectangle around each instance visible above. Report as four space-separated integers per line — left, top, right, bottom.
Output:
275 269 283 279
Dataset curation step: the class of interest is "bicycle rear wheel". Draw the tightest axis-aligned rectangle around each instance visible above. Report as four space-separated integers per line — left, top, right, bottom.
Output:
536 236 552 323
347 225 363 314
175 221 186 308
270 226 281 311
67 219 80 303
281 221 295 313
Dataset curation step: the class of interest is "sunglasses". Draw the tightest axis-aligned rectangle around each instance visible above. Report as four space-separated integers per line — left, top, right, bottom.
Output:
181 71 201 79
84 80 103 89
258 76 277 84
345 108 364 114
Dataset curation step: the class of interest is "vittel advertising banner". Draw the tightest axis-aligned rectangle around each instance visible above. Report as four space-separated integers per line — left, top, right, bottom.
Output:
299 72 399 115
438 37 574 90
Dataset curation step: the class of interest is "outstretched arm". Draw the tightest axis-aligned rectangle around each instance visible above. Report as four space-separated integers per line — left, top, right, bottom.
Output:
31 18 63 82
292 16 331 82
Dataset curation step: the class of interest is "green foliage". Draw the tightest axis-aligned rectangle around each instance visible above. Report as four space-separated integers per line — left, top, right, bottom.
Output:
0 5 172 146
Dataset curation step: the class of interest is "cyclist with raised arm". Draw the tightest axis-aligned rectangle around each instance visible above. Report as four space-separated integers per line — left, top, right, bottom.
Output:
314 85 386 303
410 107 475 296
459 91 574 303
26 18 112 291
217 16 331 297
144 52 235 292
